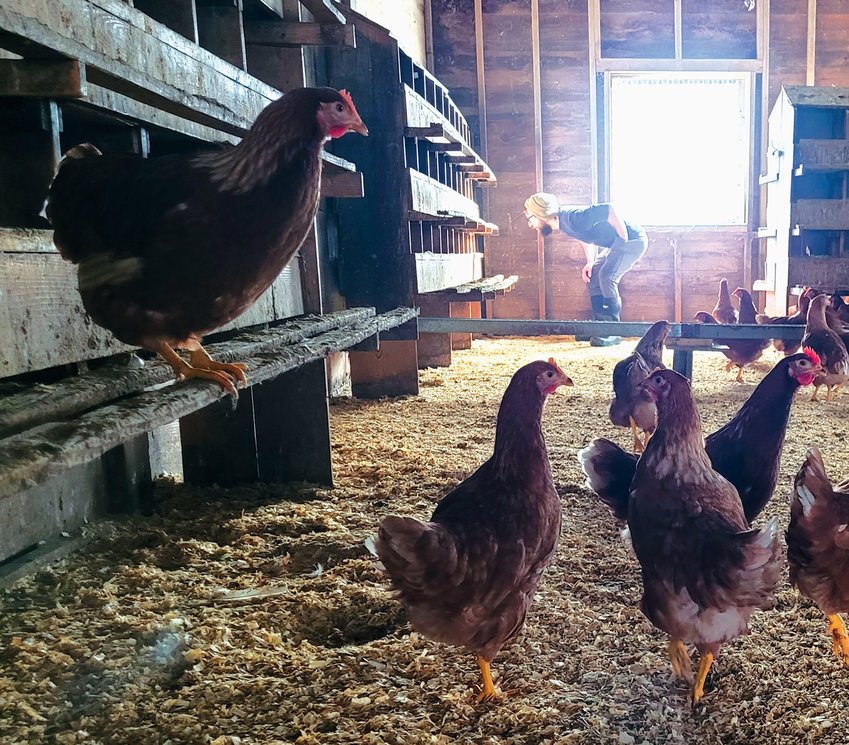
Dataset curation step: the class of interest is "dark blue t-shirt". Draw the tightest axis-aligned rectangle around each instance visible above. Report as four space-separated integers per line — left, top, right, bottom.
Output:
558 203 641 247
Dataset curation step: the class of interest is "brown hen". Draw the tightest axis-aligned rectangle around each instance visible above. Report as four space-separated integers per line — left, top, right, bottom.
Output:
802 293 849 401
373 359 571 702
46 87 367 394
628 369 782 706
713 277 738 324
787 447 849 665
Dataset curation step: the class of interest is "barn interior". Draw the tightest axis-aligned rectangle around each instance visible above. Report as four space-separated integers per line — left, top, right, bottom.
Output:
3 0 849 742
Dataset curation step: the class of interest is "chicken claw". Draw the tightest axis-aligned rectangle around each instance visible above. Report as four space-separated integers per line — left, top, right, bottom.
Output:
152 341 244 396
690 651 715 707
475 656 503 703
667 639 693 682
189 347 249 385
827 614 849 664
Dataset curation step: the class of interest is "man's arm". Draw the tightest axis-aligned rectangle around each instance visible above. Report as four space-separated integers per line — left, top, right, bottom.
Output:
581 241 596 283
607 205 628 241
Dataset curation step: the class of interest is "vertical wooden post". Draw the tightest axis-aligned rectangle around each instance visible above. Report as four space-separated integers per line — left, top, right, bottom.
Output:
450 301 473 350
587 0 601 203
180 396 259 487
253 360 334 486
473 0 488 163
672 237 682 322
673 0 683 60
530 0 545 320
101 434 154 514
351 340 420 397
806 0 817 86
416 294 452 368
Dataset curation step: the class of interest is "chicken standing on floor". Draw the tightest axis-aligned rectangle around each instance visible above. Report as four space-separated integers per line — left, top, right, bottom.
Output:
608 320 670 453
580 349 821 524
802 293 849 402
627 369 782 706
371 359 572 702
787 447 849 666
45 87 368 394
720 287 770 382
756 287 812 356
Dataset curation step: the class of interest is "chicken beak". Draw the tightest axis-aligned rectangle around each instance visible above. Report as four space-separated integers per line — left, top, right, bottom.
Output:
351 118 369 136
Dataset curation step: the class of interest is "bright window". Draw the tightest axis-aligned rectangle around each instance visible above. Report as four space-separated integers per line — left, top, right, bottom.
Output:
608 73 752 226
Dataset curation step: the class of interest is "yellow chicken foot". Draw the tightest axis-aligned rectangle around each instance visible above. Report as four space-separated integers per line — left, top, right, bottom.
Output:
629 417 645 454
668 639 693 682
724 360 734 373
642 431 653 449
189 346 249 385
811 386 821 402
690 651 715 707
475 656 503 703
151 341 241 396
827 614 849 664
735 366 744 383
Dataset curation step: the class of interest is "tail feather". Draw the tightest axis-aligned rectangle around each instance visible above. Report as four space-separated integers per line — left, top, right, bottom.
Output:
792 447 831 517
732 516 782 607
577 438 637 521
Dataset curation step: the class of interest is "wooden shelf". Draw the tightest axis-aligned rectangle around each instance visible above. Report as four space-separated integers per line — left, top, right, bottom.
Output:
794 139 849 174
790 199 849 231
406 168 481 222
410 213 499 235
788 256 849 290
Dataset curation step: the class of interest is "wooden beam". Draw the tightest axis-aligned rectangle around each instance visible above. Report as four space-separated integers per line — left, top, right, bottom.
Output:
806 0 817 86
298 0 346 24
473 0 487 163
673 238 682 322
424 0 435 72
530 0 545 320
244 20 355 47
588 0 600 203
0 60 86 98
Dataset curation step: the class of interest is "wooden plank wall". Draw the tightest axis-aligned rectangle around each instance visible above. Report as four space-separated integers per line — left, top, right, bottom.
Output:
430 0 849 323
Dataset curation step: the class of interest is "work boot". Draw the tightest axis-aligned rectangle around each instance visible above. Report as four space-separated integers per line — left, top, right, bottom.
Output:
590 308 622 347
576 296 603 342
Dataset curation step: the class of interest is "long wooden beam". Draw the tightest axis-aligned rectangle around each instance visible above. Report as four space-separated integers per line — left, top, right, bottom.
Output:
473 0 488 163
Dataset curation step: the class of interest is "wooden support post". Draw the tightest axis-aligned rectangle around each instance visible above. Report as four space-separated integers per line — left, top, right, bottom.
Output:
806 0 817 86
180 396 259 487
672 349 693 380
197 0 248 70
253 360 334 486
350 340 420 398
673 237 682 322
451 301 473 350
530 0 545 320
0 99 61 227
416 295 452 367
101 434 154 514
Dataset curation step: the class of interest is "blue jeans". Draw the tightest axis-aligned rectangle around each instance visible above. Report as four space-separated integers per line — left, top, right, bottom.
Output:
587 230 648 319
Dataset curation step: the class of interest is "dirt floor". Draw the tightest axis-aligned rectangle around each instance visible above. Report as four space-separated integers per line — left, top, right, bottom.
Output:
2 337 849 744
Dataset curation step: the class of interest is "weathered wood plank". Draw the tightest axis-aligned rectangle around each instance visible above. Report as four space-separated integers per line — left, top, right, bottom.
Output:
196 2 248 70
792 199 849 229
0 0 279 135
244 20 356 47
0 307 418 501
0 308 377 438
0 59 86 97
407 168 481 221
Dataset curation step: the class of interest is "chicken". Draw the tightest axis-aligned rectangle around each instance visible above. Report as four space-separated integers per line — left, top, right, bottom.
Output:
802 293 849 401
608 320 670 453
46 87 368 394
720 287 770 382
372 359 571 702
787 447 849 665
628 369 782 705
756 287 812 355
579 349 821 523
712 277 738 324
832 293 849 324
693 311 718 324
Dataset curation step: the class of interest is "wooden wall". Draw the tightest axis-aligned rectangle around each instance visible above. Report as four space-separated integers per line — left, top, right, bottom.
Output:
350 0 427 66
430 0 849 322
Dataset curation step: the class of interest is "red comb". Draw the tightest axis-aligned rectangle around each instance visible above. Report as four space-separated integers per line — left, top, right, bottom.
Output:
548 357 566 375
339 89 358 115
803 346 821 367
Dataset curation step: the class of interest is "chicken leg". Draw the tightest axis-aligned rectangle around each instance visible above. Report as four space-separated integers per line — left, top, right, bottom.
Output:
668 639 693 682
690 651 715 706
475 656 502 703
735 365 744 383
629 416 645 454
827 614 849 664
150 340 247 396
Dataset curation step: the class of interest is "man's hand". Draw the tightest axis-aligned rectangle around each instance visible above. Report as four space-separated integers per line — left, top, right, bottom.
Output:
581 263 593 283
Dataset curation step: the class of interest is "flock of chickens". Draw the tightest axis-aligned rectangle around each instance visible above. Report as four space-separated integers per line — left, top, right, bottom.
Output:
696 278 849 400
41 86 849 711
372 283 849 710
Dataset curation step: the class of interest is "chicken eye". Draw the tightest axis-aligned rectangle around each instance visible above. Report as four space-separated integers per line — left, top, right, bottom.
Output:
545 370 554 378
336 103 345 112
653 375 663 385
799 359 809 367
